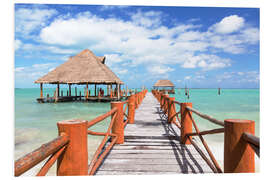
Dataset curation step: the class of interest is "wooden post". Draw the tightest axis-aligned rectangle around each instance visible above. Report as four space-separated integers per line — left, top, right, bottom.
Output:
86 83 89 99
75 87 77 97
57 119 88 175
61 90 63 97
57 83 60 98
117 84 120 100
111 102 124 144
164 94 169 115
55 87 58 103
168 97 175 123
224 119 255 173
40 83 43 98
79 91 81 100
66 90 68 96
128 95 135 124
180 102 193 144
95 84 97 97
68 84 71 96
107 85 109 97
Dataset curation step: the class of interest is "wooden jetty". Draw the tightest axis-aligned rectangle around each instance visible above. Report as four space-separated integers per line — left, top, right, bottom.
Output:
14 89 259 176
95 92 212 175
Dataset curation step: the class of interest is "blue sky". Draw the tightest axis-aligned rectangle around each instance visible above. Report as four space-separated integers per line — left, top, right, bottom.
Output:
14 4 260 88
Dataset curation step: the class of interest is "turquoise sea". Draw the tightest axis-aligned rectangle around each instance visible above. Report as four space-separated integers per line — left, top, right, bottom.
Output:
14 88 260 174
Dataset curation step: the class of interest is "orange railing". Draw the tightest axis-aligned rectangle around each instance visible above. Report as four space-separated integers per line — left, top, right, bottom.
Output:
14 89 148 176
14 133 69 176
152 89 260 173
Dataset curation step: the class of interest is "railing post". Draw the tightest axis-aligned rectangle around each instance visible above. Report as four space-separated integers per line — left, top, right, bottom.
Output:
168 97 175 123
224 119 255 173
180 102 193 144
163 94 169 114
135 94 138 109
128 95 135 124
111 102 124 144
57 119 88 175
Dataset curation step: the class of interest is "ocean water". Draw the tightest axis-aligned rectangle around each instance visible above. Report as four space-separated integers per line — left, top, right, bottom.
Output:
14 88 260 175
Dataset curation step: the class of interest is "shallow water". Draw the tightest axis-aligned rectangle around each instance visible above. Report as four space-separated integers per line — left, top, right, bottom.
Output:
14 88 260 175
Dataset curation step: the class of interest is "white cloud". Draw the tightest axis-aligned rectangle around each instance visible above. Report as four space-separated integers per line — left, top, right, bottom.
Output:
15 67 25 72
15 63 57 80
131 10 163 28
148 65 174 75
184 76 192 80
217 71 259 84
211 15 245 34
99 5 130 11
35 11 258 72
15 7 57 36
15 39 22 51
181 54 231 70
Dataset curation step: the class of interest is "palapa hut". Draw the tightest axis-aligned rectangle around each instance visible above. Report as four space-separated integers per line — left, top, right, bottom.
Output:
35 49 124 102
153 79 175 94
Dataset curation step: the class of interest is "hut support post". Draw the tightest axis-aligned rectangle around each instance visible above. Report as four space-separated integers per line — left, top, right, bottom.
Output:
117 84 120 100
107 85 109 97
68 84 71 97
224 119 255 173
86 83 89 99
57 119 88 175
75 87 77 97
40 83 43 98
95 84 97 97
57 83 60 98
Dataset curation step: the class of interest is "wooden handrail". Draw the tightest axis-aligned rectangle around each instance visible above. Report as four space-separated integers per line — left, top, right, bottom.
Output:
186 106 224 127
88 107 118 128
14 133 69 176
242 132 260 157
88 108 118 175
186 128 224 137
187 111 223 173
36 145 67 176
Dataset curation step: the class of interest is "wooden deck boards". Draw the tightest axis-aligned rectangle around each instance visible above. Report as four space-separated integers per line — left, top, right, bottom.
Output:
95 92 213 175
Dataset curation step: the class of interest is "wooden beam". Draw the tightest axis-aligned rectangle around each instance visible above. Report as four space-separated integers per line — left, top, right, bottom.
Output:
40 83 43 98
95 84 97 97
57 83 60 97
68 84 71 96
86 83 89 98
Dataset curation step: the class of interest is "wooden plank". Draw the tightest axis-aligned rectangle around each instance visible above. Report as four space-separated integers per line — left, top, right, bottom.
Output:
98 163 212 173
94 92 214 175
96 170 211 175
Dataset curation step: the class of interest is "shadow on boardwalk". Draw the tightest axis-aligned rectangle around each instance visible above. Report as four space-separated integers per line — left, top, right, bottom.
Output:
95 92 213 175
155 105 204 173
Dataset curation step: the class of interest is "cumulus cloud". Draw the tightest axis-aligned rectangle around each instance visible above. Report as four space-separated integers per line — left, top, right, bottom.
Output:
131 10 163 28
37 12 258 71
181 54 231 70
217 71 259 84
15 7 57 37
148 65 174 75
15 39 22 51
15 63 57 80
211 15 245 34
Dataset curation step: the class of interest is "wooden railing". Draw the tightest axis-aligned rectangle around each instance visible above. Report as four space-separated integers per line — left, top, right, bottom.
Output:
14 90 148 176
152 89 259 173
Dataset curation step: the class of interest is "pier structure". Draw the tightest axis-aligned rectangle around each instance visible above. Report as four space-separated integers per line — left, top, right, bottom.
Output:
153 79 175 94
14 90 259 176
34 49 125 103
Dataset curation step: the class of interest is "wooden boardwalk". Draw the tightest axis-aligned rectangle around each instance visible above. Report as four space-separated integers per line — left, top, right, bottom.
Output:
95 92 213 175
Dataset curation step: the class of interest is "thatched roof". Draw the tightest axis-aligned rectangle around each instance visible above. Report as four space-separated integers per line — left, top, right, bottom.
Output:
35 49 124 84
153 80 174 87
